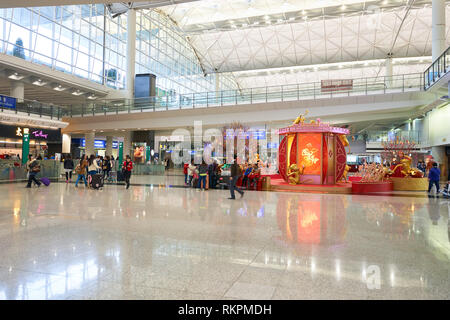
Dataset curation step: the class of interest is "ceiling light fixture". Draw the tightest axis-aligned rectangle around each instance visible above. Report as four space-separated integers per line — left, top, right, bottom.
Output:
53 85 66 91
8 72 25 80
72 90 84 96
341 5 346 10
32 79 47 86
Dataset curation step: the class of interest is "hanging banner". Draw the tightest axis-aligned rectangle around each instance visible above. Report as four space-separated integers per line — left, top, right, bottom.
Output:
22 128 30 165
118 142 123 169
146 146 151 162
321 79 353 92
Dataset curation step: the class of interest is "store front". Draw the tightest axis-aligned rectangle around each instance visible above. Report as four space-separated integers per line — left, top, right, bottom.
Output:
0 123 61 159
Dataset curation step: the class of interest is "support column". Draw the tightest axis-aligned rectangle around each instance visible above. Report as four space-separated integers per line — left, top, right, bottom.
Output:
215 73 220 104
126 9 136 100
62 133 71 154
123 131 132 158
432 0 445 62
10 81 24 103
85 132 95 157
106 136 113 156
385 57 393 88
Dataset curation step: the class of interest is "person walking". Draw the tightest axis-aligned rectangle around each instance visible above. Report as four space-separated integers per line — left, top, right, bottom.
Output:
122 155 133 189
75 155 88 187
228 158 244 199
428 162 441 197
25 154 33 180
198 160 208 191
25 156 41 188
63 154 74 183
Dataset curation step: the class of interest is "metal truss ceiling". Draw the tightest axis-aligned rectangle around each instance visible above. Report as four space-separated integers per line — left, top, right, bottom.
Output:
159 0 450 73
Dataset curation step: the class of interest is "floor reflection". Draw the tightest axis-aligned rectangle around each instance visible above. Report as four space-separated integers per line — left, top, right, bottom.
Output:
0 181 449 299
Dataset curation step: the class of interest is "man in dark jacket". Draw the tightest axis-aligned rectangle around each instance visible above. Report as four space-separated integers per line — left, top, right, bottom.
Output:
26 159 41 188
428 162 441 196
229 159 244 199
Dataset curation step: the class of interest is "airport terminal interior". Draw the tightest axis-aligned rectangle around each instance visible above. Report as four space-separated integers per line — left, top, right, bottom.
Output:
0 0 450 300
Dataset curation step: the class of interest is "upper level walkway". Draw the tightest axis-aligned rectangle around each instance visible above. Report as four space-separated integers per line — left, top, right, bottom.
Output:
65 73 423 117
1 73 424 121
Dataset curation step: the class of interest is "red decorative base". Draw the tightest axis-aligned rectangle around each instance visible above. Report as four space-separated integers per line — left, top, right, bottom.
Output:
351 181 393 194
270 175 352 194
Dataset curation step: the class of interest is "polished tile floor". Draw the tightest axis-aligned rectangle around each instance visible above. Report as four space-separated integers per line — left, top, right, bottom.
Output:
0 177 449 300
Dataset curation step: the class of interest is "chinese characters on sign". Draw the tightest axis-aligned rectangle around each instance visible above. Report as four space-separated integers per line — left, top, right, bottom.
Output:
16 127 48 139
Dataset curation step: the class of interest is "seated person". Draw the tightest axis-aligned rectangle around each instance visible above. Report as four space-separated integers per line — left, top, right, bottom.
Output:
248 164 261 189
241 164 252 188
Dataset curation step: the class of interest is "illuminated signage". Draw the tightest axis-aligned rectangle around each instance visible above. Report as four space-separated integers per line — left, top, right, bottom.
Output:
80 139 119 149
16 127 47 139
31 130 48 139
225 130 266 140
0 95 16 109
298 133 321 175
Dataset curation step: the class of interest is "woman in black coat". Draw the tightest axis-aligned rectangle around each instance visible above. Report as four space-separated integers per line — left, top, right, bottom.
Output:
63 154 74 182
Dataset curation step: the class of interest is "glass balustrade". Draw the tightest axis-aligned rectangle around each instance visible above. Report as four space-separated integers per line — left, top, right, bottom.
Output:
65 73 424 117
0 73 425 119
424 45 450 90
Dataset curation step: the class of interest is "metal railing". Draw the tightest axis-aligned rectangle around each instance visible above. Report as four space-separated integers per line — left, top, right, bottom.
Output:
65 73 424 117
424 45 450 90
0 98 64 120
0 73 424 119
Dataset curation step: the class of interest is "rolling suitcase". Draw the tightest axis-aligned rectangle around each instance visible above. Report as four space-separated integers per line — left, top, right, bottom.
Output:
117 170 124 182
40 177 51 186
89 174 104 189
